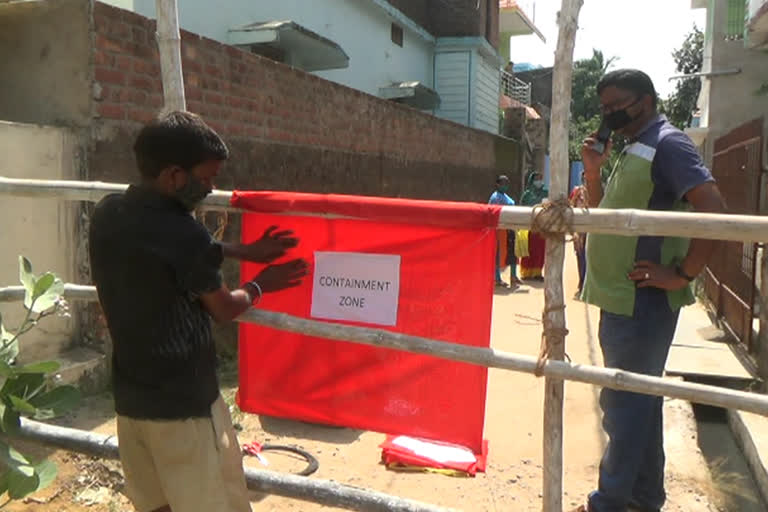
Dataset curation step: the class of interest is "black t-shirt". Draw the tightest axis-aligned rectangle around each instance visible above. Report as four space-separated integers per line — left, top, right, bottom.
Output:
89 185 223 419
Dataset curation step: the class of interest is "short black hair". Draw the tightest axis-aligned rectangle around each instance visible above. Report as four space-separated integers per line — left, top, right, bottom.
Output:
496 174 509 184
133 111 229 179
597 69 658 108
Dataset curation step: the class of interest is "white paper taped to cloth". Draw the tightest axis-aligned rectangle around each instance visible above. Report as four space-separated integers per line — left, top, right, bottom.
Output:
311 251 401 326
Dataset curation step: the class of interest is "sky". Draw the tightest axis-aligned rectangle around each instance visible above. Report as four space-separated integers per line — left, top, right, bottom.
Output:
509 0 707 98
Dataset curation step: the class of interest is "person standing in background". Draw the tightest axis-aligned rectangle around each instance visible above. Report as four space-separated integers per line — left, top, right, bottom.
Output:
489 175 520 288
570 171 588 298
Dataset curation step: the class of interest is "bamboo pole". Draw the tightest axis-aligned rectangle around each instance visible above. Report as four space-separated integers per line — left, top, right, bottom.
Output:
0 284 96 302
16 419 454 512
3 176 767 242
2 284 767 416
544 2 583 510
155 0 186 112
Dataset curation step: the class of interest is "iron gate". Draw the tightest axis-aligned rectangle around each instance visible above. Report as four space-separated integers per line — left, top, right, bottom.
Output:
703 118 764 353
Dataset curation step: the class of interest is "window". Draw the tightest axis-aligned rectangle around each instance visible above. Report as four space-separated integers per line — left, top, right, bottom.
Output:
391 23 403 47
725 0 747 40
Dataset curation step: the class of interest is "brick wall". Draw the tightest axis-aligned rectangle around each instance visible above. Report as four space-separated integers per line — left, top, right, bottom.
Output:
91 2 518 202
86 1 520 355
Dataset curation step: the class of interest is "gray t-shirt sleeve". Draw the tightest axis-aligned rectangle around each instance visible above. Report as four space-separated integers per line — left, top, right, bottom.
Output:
652 130 715 201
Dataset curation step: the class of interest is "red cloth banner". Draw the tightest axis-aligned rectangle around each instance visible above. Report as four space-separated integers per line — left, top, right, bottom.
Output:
233 191 499 454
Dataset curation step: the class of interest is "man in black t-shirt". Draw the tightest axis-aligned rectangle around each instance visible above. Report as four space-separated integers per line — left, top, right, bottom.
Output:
89 111 307 512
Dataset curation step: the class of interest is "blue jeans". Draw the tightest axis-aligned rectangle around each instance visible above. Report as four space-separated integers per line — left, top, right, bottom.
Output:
495 238 517 283
588 302 680 512
576 242 586 291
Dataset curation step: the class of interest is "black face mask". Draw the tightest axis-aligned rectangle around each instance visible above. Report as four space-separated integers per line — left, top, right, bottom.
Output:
174 174 211 211
603 99 642 131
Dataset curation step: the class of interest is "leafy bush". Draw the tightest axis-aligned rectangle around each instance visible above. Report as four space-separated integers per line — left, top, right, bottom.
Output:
0 257 80 502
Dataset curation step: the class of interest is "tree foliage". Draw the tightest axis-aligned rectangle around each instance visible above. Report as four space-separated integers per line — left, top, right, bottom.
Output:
569 49 620 163
665 25 704 129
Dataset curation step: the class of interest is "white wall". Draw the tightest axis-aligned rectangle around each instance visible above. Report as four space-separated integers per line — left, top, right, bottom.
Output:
0 122 79 362
117 0 435 97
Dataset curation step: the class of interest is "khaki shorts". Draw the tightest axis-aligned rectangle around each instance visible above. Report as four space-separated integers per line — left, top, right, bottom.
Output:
117 395 251 512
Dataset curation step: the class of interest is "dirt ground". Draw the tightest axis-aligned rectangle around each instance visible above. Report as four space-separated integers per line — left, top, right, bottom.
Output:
5 257 757 511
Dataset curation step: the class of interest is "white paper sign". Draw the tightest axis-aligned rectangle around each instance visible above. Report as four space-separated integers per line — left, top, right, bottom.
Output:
311 252 401 326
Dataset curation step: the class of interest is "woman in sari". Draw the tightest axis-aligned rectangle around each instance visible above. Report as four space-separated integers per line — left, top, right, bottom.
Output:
519 172 548 280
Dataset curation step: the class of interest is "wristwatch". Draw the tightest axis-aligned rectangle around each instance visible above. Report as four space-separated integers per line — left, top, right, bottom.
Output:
675 265 695 282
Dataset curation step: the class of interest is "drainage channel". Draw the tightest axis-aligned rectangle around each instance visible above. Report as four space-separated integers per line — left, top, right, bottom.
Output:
693 404 766 512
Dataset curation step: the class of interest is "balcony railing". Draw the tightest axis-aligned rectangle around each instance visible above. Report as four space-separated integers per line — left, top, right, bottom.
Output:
500 69 532 106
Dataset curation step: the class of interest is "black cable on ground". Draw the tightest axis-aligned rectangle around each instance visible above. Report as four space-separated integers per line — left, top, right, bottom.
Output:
260 444 319 477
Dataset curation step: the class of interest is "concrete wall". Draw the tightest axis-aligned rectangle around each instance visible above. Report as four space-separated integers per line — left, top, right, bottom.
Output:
0 0 92 127
0 122 80 362
699 0 768 166
108 0 436 97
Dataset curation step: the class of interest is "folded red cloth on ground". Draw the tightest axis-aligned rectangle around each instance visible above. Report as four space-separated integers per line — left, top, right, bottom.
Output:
380 435 489 476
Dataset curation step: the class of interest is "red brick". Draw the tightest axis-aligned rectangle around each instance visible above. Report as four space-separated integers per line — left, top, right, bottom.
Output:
94 50 114 67
204 64 222 78
133 58 151 75
127 108 155 124
187 100 203 114
131 76 155 91
115 55 133 72
148 94 164 109
185 73 200 87
95 34 126 54
132 90 149 105
204 92 223 105
132 26 148 45
186 86 203 101
226 46 244 60
183 60 202 74
183 45 198 60
111 87 134 103
98 103 125 120
95 67 126 86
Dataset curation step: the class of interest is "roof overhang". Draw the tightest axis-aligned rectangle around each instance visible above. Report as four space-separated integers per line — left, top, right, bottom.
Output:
436 37 504 67
691 0 708 9
499 1 546 42
228 20 349 71
379 81 441 110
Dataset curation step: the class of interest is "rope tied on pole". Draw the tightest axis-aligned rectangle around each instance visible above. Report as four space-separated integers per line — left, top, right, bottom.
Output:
530 196 576 376
531 196 576 242
536 303 570 376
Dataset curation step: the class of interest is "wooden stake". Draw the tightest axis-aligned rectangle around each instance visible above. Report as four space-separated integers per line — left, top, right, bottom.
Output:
155 0 186 112
2 176 768 242
544 1 583 511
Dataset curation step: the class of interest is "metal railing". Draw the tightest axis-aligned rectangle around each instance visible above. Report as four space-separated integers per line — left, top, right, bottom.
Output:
500 69 532 105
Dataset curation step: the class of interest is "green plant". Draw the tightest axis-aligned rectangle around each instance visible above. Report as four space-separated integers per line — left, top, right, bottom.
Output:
0 257 80 506
666 25 704 129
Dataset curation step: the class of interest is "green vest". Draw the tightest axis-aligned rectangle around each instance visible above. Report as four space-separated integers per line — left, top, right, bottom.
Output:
581 142 695 316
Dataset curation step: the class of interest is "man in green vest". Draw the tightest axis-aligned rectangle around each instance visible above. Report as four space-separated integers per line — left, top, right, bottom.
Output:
573 70 725 512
